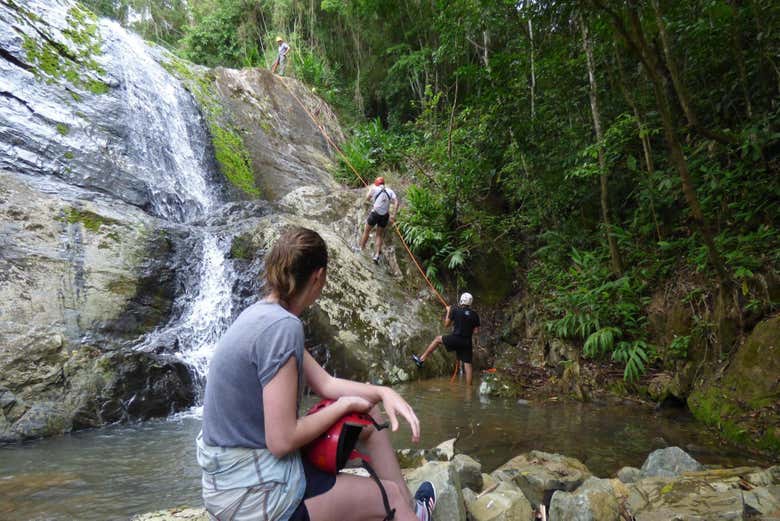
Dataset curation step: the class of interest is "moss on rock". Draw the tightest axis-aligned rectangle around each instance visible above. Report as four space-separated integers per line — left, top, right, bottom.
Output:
688 315 780 456
159 55 259 197
229 234 254 260
20 4 109 95
62 207 118 232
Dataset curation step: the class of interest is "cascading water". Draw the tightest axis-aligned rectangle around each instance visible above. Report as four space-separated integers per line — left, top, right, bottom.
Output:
101 21 238 388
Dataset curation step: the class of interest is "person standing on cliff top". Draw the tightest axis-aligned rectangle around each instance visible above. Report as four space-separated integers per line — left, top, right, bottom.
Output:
412 292 480 386
272 36 290 76
355 176 399 263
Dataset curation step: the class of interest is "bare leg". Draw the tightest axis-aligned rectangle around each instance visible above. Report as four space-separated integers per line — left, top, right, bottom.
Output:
308 405 416 520
359 406 413 507
464 362 473 385
374 226 385 257
419 336 443 362
360 223 373 250
305 473 418 521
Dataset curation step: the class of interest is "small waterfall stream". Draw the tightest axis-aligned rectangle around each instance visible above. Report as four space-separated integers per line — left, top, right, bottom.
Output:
102 21 238 388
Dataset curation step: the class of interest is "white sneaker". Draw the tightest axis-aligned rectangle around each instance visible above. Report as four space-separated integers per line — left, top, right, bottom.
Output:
372 253 380 263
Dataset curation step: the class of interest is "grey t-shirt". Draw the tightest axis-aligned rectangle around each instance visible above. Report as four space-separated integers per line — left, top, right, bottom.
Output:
201 300 304 448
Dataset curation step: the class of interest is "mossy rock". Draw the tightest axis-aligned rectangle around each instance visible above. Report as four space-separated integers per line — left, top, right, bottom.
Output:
688 315 780 455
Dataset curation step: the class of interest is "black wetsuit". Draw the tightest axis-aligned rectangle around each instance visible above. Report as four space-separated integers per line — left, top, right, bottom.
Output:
442 306 480 363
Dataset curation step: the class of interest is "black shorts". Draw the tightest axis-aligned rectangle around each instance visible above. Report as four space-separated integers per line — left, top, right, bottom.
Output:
289 458 337 521
442 334 473 364
366 211 390 228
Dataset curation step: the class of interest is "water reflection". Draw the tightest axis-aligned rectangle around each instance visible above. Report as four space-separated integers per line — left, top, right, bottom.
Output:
0 378 771 521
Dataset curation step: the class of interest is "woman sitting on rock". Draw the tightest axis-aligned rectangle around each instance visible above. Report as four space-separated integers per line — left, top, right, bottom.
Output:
196 226 436 521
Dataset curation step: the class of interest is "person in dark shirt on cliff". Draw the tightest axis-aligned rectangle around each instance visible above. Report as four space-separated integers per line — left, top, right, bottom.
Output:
411 292 480 385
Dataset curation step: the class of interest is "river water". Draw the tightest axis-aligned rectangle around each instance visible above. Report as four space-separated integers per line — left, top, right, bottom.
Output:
0 377 768 521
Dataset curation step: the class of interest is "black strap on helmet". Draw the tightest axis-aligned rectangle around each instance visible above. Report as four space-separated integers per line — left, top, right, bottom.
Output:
361 460 396 521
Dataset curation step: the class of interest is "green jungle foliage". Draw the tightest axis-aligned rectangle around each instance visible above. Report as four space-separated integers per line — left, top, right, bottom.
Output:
88 0 780 380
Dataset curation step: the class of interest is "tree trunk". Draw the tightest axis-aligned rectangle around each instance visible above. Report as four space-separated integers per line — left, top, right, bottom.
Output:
447 79 458 160
627 5 729 285
528 18 536 119
581 15 623 276
727 3 752 118
590 0 728 285
614 46 663 241
650 0 738 145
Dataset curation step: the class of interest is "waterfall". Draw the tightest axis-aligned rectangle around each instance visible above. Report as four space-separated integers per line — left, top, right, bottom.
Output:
101 21 236 386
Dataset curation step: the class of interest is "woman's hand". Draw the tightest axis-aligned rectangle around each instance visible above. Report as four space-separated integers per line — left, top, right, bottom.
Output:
378 387 420 443
335 395 373 414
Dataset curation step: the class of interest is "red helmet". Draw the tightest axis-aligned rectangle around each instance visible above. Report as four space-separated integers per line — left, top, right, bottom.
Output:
303 399 389 474
374 176 385 186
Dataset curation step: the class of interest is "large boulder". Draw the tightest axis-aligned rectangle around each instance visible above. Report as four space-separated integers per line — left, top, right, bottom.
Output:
0 171 193 441
548 477 630 521
406 461 467 521
688 315 780 456
742 485 780 517
0 0 211 440
639 447 704 478
453 453 483 492
491 451 591 508
626 465 780 520
465 481 533 521
212 68 344 202
626 476 744 520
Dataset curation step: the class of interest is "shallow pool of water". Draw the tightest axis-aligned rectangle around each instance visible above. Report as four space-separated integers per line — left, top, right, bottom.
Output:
0 377 770 520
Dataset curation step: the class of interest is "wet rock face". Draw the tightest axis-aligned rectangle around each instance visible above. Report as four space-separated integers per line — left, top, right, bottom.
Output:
0 0 207 441
213 68 344 202
0 171 191 441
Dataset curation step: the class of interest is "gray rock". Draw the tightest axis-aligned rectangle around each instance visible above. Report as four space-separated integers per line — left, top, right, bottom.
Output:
743 485 780 516
770 465 780 484
462 487 478 505
465 481 533 521
627 476 744 520
549 477 630 521
0 171 189 440
640 447 704 478
453 453 483 492
406 461 466 521
491 450 591 507
617 466 642 484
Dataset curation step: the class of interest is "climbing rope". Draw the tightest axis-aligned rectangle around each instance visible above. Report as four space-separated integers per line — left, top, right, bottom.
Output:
278 78 449 309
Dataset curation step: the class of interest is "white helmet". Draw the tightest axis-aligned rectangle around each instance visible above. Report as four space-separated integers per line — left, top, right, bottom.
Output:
459 292 473 306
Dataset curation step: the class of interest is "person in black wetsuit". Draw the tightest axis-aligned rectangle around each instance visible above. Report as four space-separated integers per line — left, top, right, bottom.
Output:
411 292 480 385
